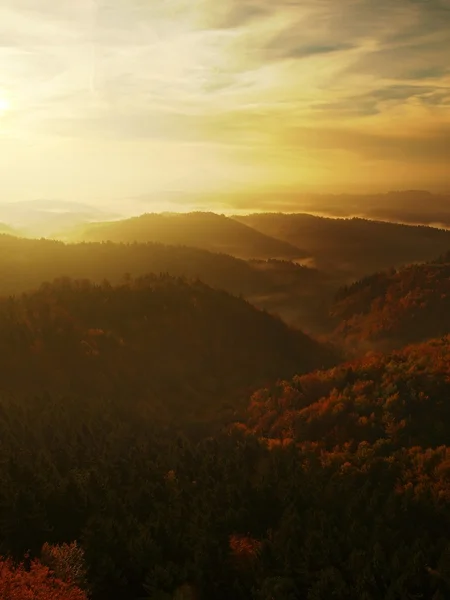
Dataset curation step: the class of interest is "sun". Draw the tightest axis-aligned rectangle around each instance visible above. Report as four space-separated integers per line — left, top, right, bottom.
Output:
0 96 11 115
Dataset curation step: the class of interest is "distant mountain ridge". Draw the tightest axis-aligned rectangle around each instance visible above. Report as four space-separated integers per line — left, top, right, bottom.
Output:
223 189 450 226
0 200 121 238
0 223 18 235
297 190 450 226
69 211 308 260
0 234 337 336
234 212 450 278
0 234 271 297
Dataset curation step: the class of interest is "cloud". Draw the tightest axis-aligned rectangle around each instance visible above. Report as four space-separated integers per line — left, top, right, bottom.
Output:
286 124 450 163
310 82 450 118
0 0 449 203
264 40 356 62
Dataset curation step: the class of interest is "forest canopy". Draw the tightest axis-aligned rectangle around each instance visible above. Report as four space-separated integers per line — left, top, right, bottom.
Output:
331 254 450 349
1 214 450 599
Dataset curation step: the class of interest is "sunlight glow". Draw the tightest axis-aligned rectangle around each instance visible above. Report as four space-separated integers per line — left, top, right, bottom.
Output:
0 96 10 115
0 0 449 202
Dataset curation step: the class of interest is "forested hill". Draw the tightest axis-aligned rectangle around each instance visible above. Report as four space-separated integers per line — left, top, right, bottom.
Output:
0 275 336 426
245 335 450 450
331 253 450 348
234 213 450 278
2 320 450 599
0 235 337 335
0 222 18 235
5 217 450 600
0 234 269 297
67 211 307 260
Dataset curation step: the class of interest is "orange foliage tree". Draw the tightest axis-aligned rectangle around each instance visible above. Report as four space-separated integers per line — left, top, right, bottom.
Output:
0 557 88 600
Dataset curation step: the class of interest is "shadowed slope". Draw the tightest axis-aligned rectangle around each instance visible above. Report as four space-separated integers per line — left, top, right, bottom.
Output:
69 212 307 260
235 213 450 278
0 275 337 426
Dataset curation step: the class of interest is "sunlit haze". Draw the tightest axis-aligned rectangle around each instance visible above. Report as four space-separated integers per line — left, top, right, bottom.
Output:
1 0 449 212
0 95 11 115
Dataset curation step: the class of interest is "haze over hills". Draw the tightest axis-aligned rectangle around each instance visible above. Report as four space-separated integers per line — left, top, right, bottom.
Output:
0 234 337 338
235 212 450 280
2 215 450 599
2 0 450 592
0 233 323 302
2 192 450 263
138 189 450 224
0 222 18 235
67 211 307 260
294 190 450 227
0 200 122 238
6 205 450 336
3 194 450 600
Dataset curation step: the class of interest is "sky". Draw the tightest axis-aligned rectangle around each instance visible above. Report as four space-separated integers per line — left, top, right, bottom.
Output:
0 0 449 212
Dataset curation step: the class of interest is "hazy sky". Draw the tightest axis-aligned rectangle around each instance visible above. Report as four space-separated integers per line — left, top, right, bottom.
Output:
0 0 449 210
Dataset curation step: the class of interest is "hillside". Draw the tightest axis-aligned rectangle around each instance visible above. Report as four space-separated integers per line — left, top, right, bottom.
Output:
0 275 336 425
234 213 450 279
246 336 450 450
69 211 307 260
2 328 450 599
0 200 120 238
0 234 269 297
4 218 450 600
297 190 450 227
0 235 339 334
0 222 19 235
331 253 450 348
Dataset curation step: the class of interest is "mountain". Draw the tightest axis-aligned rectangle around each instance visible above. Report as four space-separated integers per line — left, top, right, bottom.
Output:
246 336 450 450
0 275 336 425
5 209 450 600
0 223 19 235
2 318 449 600
69 211 307 260
330 252 450 348
234 213 450 280
0 235 337 334
0 234 268 297
0 200 121 238
296 190 450 227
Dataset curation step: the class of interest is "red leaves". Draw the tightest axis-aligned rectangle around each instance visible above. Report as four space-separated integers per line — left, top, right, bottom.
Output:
229 535 262 570
0 557 88 600
332 263 450 347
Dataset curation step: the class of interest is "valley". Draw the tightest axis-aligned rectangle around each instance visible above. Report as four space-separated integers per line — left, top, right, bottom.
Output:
1 202 450 598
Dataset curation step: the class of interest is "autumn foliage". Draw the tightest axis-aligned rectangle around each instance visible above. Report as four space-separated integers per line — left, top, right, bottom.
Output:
229 535 262 569
3 249 450 599
0 557 87 600
331 257 450 348
246 336 450 449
